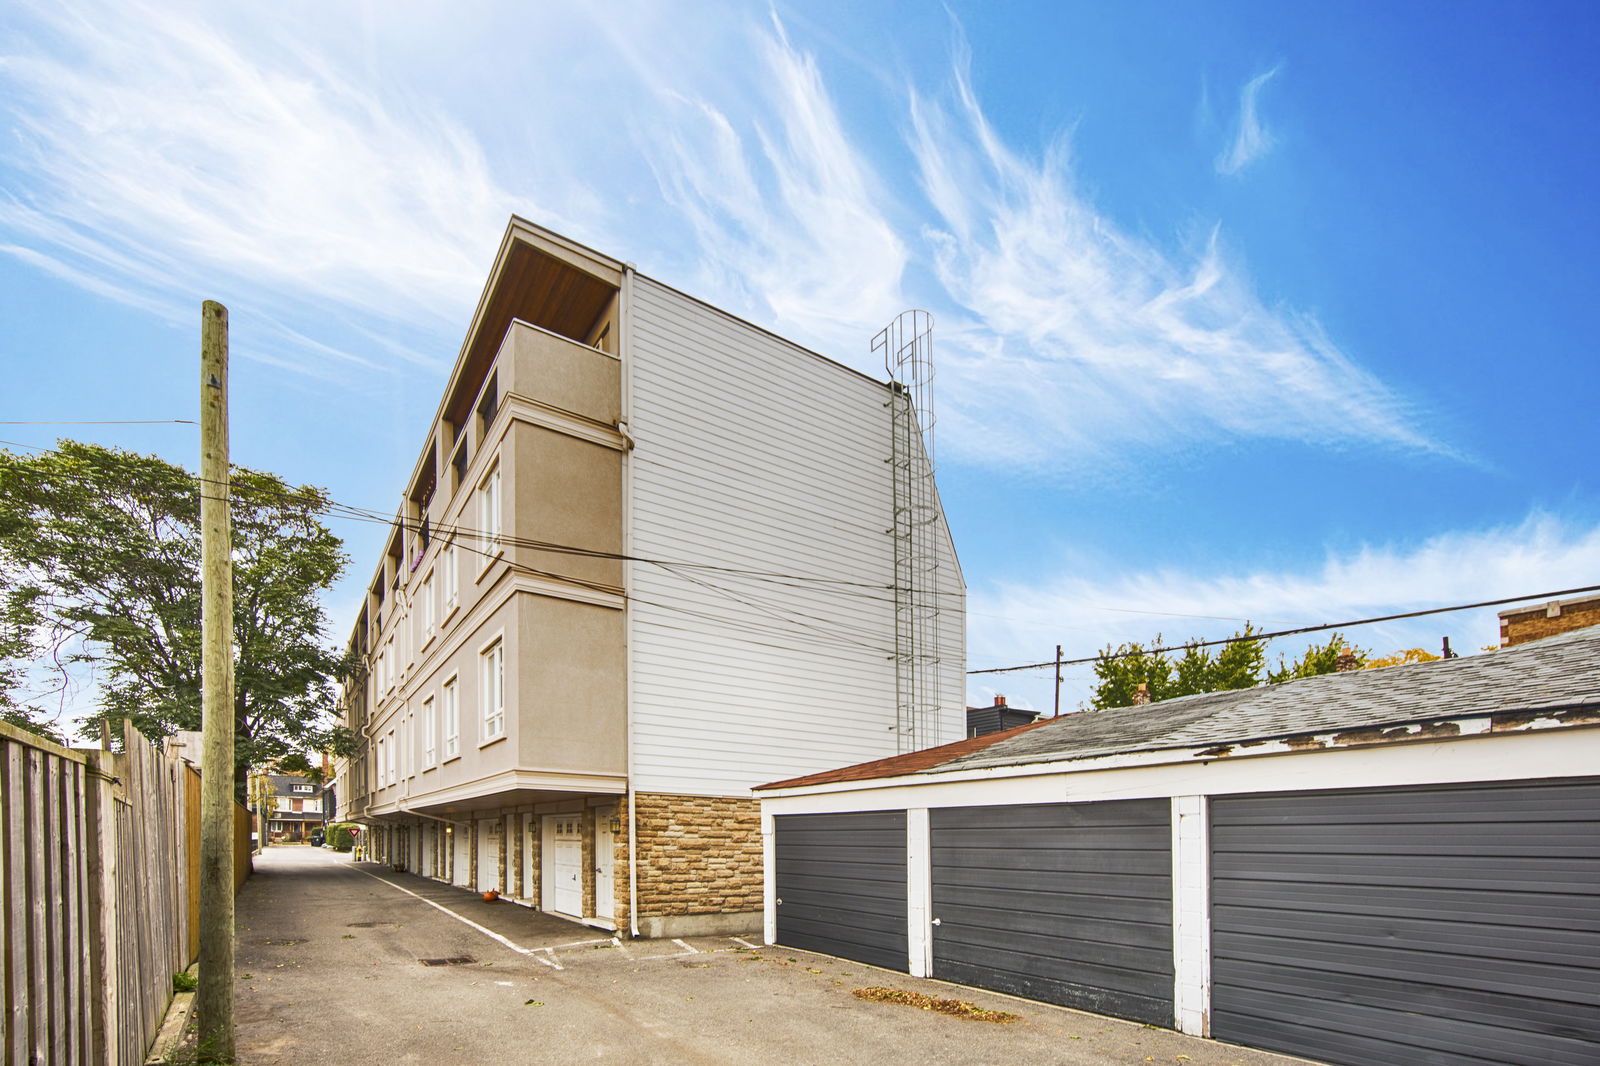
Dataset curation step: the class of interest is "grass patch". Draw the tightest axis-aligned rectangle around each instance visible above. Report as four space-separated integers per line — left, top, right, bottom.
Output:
851 986 1020 1024
171 970 198 993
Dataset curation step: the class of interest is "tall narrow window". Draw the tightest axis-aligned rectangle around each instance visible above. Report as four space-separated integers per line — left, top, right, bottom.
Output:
441 542 459 614
482 640 504 740
420 572 435 642
477 373 498 437
443 676 460 758
479 465 501 556
386 729 396 785
422 696 436 768
375 737 386 789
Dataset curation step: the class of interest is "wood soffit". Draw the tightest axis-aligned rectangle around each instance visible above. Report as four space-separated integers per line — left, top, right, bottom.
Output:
447 241 618 427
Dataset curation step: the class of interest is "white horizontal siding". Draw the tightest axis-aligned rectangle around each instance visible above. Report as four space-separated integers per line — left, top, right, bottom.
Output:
627 278 964 795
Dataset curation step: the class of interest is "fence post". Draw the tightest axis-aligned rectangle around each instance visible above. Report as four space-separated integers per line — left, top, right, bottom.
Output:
83 747 120 1066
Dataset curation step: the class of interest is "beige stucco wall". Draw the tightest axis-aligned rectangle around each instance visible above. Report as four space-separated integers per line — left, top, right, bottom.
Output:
515 599 625 774
359 311 626 819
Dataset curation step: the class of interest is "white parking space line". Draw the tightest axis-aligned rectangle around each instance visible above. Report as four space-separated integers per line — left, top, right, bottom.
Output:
349 865 539 961
550 937 617 949
672 938 700 954
730 937 761 950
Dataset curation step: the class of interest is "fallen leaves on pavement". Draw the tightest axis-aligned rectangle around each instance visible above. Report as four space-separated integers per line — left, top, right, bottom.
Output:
851 986 1019 1023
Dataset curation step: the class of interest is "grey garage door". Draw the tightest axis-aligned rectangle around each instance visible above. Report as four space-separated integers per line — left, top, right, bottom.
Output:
774 811 907 971
1212 778 1600 1066
931 800 1173 1025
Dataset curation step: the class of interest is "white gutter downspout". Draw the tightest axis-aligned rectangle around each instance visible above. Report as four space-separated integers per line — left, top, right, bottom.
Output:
620 262 640 940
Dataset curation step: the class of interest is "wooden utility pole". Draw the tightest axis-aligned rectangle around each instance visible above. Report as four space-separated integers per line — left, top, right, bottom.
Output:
197 300 236 1057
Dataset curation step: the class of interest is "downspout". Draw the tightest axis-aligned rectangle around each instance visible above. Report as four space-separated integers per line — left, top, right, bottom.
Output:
620 262 640 939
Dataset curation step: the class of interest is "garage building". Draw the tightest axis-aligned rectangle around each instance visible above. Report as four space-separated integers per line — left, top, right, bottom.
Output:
756 626 1600 1066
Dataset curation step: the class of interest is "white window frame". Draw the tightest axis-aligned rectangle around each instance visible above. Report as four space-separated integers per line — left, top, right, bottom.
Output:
442 675 460 760
480 637 505 743
478 462 502 560
419 571 435 645
292 784 314 794
441 542 459 617
375 737 386 790
422 695 437 769
385 729 396 785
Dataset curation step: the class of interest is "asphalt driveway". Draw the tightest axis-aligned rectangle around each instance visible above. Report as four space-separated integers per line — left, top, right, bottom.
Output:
234 846 1316 1066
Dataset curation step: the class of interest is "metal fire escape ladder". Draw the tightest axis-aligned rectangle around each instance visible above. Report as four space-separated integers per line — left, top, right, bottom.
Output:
874 310 940 753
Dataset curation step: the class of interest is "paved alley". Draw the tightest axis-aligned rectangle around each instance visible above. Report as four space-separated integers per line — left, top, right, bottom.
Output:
235 846 1314 1066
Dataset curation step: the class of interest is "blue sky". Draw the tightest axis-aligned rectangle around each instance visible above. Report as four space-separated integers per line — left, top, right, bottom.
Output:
2 0 1597 713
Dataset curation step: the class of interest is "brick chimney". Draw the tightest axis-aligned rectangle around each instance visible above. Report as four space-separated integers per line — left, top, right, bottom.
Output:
1336 648 1358 672
993 694 1006 707
1133 683 1150 706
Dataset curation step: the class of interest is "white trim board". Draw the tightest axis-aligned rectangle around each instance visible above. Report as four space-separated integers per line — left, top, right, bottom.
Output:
757 726 1600 816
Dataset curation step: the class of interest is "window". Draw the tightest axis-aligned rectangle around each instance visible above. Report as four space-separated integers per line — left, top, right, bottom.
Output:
422 696 436 768
292 784 314 794
481 641 504 741
381 642 394 692
451 439 468 492
375 737 386 789
290 798 304 813
479 464 501 556
477 372 498 437
442 676 460 758
441 542 459 614
420 572 435 642
386 730 396 785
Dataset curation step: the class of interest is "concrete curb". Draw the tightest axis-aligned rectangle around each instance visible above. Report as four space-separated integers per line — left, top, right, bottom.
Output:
142 964 198 1065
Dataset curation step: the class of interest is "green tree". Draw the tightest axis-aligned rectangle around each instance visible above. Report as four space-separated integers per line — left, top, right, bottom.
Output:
1266 633 1369 684
1091 626 1267 709
1090 635 1175 708
0 441 354 794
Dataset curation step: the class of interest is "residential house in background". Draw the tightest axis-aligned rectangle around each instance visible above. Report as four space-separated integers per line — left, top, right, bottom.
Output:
335 216 965 937
965 694 1041 737
1500 591 1600 646
263 773 331 842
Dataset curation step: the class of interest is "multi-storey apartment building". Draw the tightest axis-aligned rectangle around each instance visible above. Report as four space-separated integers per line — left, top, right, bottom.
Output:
338 217 964 937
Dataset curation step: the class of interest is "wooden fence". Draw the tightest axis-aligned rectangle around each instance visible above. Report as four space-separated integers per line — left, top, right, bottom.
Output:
0 719 251 1066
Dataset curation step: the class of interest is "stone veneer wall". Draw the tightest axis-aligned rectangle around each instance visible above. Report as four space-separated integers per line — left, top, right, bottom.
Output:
629 793 763 917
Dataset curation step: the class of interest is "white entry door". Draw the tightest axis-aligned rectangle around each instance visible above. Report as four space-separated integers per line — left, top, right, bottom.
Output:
594 808 616 923
541 814 583 917
420 825 434 879
476 818 500 893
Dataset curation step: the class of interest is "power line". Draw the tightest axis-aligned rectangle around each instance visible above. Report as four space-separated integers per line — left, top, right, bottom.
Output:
0 419 196 425
9 439 1596 661
967 583 1600 675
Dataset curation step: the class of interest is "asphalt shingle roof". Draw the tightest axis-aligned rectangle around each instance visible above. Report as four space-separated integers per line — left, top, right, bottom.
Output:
759 626 1600 790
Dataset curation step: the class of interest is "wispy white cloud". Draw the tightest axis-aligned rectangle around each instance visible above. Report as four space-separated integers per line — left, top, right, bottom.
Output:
907 53 1439 472
630 14 908 359
969 513 1600 709
0 0 525 375
1 3 1439 473
1216 65 1281 175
